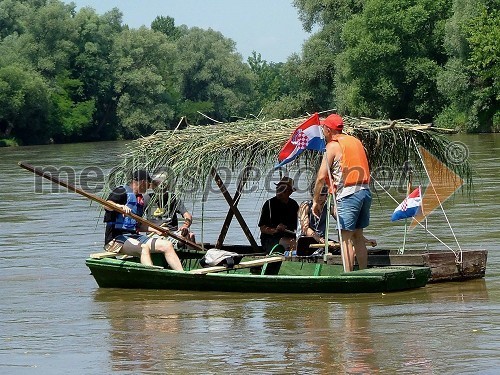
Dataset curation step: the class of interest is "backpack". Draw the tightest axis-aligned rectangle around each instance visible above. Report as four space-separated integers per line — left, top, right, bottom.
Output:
200 249 244 268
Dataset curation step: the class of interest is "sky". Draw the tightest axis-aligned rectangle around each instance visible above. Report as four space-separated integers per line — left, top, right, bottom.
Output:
65 0 312 62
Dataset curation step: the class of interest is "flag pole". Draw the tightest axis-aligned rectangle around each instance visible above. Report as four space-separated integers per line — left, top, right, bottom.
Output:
399 162 413 254
323 154 347 272
324 187 331 261
400 218 408 254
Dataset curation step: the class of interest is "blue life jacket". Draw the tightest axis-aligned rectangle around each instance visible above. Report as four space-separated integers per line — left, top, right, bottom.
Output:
112 185 144 232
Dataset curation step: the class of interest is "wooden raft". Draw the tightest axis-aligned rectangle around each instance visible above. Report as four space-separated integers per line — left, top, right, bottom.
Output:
190 256 284 274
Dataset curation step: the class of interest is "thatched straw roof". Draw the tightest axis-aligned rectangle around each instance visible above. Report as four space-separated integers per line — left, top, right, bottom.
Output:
108 114 472 198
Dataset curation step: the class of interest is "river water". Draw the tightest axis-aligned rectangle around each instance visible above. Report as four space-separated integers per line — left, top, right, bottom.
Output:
1 135 499 374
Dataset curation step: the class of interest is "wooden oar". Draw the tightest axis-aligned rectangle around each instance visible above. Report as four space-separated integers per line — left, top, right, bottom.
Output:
190 256 284 275
309 239 376 249
282 228 297 236
18 162 203 251
309 241 340 249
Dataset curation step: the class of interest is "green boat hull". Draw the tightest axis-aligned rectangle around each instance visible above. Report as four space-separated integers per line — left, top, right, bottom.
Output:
85 257 430 293
178 246 487 283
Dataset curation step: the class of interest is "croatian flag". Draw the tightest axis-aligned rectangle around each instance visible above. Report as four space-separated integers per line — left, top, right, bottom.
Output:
391 186 422 221
275 113 325 169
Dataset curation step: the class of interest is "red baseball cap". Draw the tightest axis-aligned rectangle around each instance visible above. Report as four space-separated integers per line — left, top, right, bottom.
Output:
320 114 344 130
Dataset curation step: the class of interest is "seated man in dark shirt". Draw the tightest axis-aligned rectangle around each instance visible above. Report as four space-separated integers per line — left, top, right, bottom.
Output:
258 176 299 253
103 169 183 270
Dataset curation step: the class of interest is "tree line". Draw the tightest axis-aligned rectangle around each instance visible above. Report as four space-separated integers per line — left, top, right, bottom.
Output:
0 0 498 146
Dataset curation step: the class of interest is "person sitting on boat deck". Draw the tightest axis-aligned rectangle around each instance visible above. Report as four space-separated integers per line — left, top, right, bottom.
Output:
297 185 336 255
258 176 299 254
143 172 196 246
312 114 372 272
103 169 183 270
298 185 377 255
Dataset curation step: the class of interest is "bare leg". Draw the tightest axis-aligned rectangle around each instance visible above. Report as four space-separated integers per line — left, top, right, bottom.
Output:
341 229 355 272
121 238 154 266
149 239 183 271
352 229 368 269
140 243 154 266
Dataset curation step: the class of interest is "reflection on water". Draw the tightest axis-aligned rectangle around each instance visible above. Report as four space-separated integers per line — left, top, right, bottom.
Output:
1 135 500 373
88 278 492 374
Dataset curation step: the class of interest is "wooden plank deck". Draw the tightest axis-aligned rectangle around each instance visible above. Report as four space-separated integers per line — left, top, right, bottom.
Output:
182 244 487 282
189 256 284 275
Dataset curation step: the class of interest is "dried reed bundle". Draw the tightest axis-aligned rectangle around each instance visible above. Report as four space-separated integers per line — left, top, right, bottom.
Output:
107 114 472 198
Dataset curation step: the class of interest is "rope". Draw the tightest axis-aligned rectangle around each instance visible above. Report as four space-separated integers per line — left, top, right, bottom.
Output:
371 177 456 253
412 138 463 264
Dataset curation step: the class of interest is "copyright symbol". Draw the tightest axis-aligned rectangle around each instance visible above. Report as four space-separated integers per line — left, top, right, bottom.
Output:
446 141 469 165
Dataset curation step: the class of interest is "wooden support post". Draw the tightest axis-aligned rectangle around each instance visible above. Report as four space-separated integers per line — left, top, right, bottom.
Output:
211 167 259 252
216 166 251 248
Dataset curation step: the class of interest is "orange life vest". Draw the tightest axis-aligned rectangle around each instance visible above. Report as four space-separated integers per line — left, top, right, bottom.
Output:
329 134 370 188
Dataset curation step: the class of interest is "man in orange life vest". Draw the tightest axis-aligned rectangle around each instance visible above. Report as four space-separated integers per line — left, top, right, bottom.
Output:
312 114 372 272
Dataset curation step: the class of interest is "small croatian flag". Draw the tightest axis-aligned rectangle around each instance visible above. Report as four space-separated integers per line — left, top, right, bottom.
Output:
391 186 422 221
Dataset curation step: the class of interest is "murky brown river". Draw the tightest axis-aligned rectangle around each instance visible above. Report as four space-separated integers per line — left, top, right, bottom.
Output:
1 135 499 374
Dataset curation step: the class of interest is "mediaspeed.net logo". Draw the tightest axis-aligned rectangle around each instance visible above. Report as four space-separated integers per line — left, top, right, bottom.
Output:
25 141 469 211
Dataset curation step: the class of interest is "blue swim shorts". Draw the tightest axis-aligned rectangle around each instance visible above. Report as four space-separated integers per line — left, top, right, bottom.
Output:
336 189 372 231
114 233 150 245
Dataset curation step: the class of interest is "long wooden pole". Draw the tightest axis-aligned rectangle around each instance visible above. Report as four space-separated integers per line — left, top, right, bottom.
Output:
18 162 203 251
322 153 347 272
400 161 413 254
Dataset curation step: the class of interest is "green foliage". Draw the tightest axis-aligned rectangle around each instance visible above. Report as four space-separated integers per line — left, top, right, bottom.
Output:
247 52 287 112
262 92 315 119
438 0 499 132
50 73 96 142
293 0 497 133
335 0 451 120
111 27 178 138
72 7 123 140
22 0 79 76
434 103 468 131
174 27 255 123
0 0 29 38
293 0 365 32
0 64 51 144
151 15 182 40
467 6 499 84
292 33 336 111
291 0 367 115
0 0 262 141
1 0 498 147
0 137 18 147
177 100 214 124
